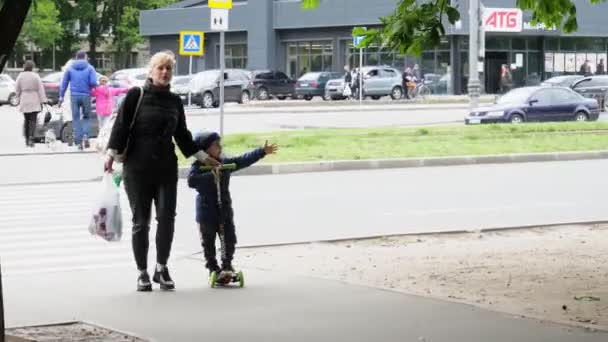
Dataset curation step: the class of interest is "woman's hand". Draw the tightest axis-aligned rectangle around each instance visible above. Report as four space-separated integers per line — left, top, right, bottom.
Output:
104 156 114 173
204 156 221 166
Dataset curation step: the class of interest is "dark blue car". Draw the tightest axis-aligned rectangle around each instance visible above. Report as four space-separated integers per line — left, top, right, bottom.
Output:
465 86 600 125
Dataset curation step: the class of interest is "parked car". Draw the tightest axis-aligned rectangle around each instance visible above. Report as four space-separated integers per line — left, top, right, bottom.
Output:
171 75 193 105
465 86 600 125
361 66 404 100
190 69 254 108
42 71 104 104
541 75 584 87
0 74 17 106
41 72 63 104
325 77 347 100
250 70 296 100
34 102 100 145
295 72 342 101
110 68 147 88
570 75 608 112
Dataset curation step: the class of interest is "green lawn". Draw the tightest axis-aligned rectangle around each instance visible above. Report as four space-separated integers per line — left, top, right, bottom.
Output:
179 122 608 166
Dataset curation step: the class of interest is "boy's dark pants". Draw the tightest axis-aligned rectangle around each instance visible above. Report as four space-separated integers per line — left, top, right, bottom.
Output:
198 221 237 269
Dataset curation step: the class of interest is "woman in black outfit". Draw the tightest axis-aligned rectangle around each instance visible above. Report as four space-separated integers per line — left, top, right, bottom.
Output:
104 51 217 291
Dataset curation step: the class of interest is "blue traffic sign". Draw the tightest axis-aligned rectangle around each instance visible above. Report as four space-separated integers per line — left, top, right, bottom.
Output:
179 31 205 56
353 36 364 47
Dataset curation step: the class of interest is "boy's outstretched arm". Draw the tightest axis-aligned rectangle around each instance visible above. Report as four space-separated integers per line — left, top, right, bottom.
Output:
225 140 278 172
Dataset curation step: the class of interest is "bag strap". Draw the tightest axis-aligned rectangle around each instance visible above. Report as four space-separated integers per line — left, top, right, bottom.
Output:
128 86 144 131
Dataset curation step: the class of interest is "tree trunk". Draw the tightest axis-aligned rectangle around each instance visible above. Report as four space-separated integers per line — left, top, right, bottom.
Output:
0 0 33 72
88 21 98 68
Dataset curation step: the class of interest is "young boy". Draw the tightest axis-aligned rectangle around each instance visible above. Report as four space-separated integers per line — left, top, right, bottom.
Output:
188 131 278 276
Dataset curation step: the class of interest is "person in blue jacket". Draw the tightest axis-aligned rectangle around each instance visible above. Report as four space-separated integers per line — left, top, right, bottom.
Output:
59 50 98 150
188 131 278 275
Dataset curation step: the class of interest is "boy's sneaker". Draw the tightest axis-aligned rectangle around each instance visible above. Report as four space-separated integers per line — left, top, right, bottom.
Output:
221 262 235 273
83 135 90 149
208 265 221 277
137 271 152 292
153 265 175 290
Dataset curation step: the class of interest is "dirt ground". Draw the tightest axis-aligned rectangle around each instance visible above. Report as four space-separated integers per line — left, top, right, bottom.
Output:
238 224 608 330
6 322 148 342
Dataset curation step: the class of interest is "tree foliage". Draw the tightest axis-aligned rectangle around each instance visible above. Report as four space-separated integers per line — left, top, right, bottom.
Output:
21 0 63 51
303 0 608 55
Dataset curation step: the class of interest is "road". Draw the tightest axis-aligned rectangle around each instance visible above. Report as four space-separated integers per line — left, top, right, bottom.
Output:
1 159 607 277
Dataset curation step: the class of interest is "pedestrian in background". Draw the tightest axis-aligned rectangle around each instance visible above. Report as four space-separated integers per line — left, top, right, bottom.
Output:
343 65 353 99
500 64 513 94
59 50 98 150
92 76 128 129
597 59 605 75
104 50 218 292
15 60 47 147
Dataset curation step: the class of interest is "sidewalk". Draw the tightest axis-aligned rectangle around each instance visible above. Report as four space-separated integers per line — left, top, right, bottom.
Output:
3 257 606 342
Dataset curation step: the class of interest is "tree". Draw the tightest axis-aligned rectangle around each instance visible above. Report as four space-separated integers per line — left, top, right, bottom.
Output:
302 0 608 55
19 0 62 66
111 0 178 69
0 0 34 72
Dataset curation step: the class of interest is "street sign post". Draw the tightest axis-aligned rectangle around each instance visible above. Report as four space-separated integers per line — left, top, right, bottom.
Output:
353 35 364 105
210 1 231 136
209 0 232 9
179 31 205 107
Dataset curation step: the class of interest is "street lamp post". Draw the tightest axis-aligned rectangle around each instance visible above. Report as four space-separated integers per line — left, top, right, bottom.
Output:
468 0 482 110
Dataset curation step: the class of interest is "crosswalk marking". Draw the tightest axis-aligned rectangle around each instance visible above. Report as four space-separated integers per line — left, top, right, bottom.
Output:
0 181 194 276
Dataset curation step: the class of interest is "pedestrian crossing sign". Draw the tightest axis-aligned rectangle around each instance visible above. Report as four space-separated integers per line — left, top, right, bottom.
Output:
179 31 204 56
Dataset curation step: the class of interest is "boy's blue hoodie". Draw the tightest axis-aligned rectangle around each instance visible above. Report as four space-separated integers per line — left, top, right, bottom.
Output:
60 59 97 100
188 148 266 225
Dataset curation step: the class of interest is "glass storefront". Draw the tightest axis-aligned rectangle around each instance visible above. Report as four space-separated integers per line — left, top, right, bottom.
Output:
286 41 333 79
544 38 608 77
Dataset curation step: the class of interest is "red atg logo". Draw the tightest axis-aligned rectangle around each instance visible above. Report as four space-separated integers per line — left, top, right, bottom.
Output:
483 8 522 32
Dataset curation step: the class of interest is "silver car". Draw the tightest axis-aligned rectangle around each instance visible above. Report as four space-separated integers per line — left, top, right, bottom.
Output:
361 66 404 100
325 78 347 100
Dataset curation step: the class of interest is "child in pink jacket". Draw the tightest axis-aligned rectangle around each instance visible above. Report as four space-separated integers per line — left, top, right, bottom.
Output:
92 76 128 129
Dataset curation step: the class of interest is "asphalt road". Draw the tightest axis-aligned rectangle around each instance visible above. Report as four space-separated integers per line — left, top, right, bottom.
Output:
2 160 606 275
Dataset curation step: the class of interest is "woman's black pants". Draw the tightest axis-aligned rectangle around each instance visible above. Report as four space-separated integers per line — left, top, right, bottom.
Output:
23 112 37 143
123 171 178 271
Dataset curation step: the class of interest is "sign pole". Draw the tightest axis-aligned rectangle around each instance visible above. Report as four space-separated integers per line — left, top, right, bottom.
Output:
188 56 193 107
220 30 225 136
359 48 363 105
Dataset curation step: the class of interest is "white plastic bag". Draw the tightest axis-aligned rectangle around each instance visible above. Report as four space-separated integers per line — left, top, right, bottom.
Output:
89 173 123 242
343 84 352 97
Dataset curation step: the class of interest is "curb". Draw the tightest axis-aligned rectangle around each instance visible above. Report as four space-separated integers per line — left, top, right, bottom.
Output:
232 220 608 249
184 103 473 116
177 150 608 178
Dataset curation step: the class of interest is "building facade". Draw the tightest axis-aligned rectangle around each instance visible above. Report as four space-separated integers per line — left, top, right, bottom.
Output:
140 0 608 94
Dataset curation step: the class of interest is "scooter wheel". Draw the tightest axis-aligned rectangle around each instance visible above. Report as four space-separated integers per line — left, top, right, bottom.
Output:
237 271 245 288
209 271 218 288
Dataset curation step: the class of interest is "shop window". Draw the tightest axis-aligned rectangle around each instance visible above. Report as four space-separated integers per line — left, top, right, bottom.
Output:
226 44 247 69
512 38 526 51
486 37 509 50
287 41 334 77
576 38 605 51
421 52 435 77
527 37 541 51
545 38 559 51
437 51 450 75
560 38 576 51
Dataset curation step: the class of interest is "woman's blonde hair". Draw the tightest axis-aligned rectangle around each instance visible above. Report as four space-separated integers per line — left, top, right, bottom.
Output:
148 50 176 76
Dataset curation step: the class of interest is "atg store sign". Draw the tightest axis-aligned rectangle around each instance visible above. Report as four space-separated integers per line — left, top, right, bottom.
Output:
483 8 523 32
